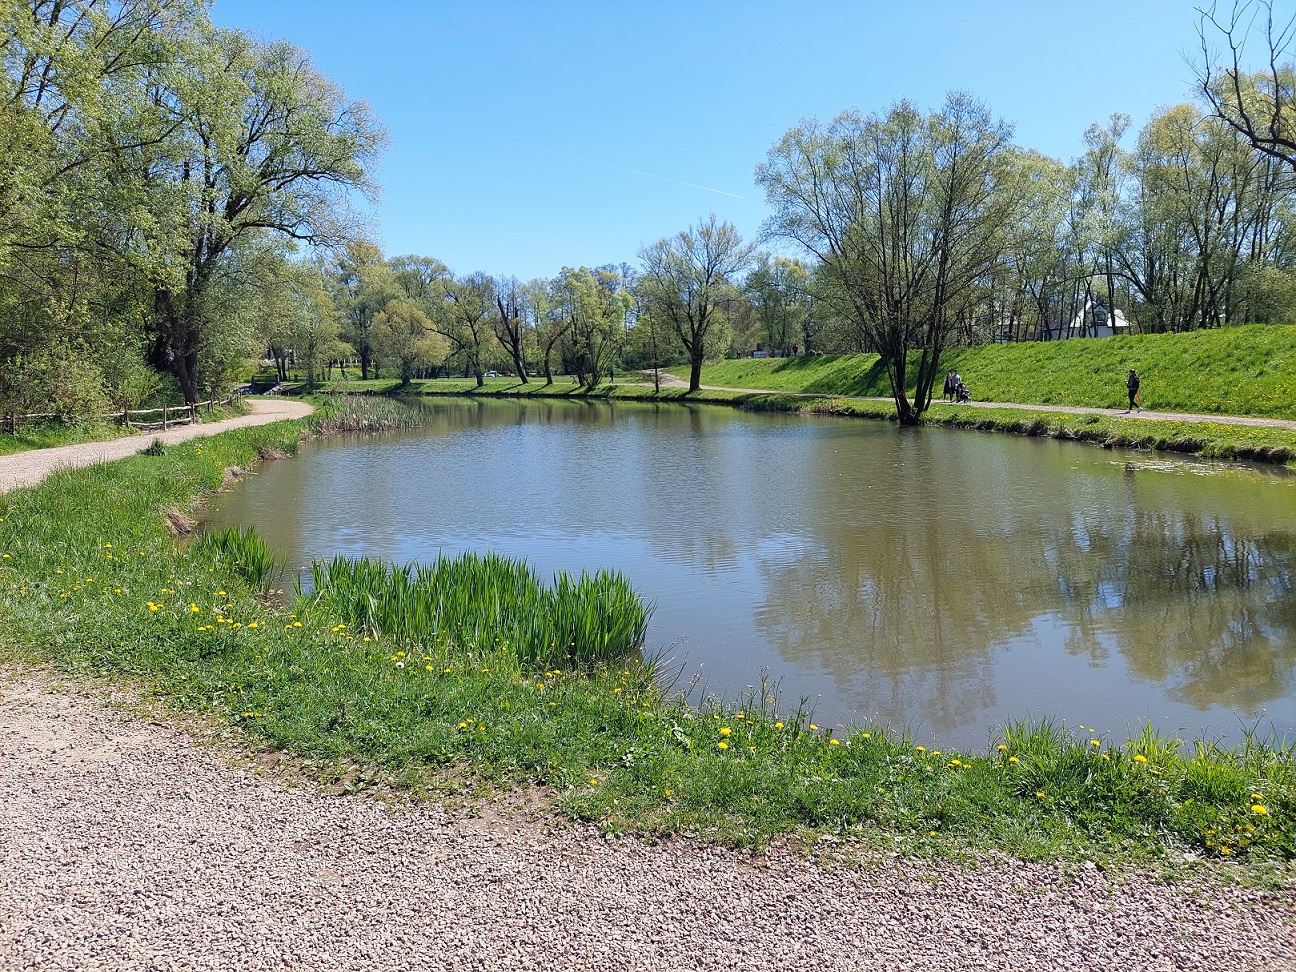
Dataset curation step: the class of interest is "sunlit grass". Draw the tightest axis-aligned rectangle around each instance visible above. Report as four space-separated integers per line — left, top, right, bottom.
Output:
686 324 1296 419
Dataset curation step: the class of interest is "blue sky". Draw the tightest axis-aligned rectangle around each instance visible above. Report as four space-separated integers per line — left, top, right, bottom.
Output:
211 1 1213 280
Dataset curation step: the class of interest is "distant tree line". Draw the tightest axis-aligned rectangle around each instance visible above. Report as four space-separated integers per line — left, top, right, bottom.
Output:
3 0 1294 424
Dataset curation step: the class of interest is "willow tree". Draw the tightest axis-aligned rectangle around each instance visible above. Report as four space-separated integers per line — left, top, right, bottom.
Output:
756 93 1015 424
637 215 751 393
431 272 496 386
552 266 631 388
136 26 386 404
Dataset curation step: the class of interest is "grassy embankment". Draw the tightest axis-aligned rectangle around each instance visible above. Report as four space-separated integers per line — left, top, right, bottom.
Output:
1 396 1292 874
688 324 1296 417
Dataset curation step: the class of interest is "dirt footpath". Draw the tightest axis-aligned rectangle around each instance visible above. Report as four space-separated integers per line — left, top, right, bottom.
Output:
2 675 1293 972
0 399 313 494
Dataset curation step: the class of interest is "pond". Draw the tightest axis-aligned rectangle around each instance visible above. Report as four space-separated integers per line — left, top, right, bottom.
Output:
206 397 1296 750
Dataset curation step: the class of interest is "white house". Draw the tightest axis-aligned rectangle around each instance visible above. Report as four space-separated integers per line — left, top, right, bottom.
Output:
1067 298 1132 338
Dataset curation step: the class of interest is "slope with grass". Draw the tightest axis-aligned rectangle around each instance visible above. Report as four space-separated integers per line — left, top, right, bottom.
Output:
686 325 1296 419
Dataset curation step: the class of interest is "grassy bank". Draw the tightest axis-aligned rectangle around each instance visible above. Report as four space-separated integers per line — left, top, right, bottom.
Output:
0 407 1293 873
301 377 1296 467
687 324 1296 419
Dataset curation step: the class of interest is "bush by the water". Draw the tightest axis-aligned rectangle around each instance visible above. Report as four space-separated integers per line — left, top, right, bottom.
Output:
305 552 652 670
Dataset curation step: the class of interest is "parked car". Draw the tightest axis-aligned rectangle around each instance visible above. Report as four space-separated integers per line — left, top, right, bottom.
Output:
484 370 500 378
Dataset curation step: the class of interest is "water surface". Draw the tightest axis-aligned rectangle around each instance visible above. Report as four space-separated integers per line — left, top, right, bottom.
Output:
207 398 1296 749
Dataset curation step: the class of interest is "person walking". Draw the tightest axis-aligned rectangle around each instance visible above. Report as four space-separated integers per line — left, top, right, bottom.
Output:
1125 369 1141 412
942 372 954 402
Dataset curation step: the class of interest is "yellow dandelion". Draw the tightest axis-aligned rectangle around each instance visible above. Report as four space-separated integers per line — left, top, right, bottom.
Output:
861 732 871 740
1008 756 1020 764
717 741 729 750
719 727 732 737
830 739 840 746
1089 739 1101 747
915 745 926 753
1252 804 1269 816
997 744 1007 751
1133 754 1148 763
775 722 784 729
809 724 819 731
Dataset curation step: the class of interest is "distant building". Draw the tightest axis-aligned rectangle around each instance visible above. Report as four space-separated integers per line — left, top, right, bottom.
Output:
1068 298 1132 338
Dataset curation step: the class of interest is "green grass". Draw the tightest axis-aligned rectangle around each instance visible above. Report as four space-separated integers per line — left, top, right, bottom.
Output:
685 324 1296 419
0 419 1293 873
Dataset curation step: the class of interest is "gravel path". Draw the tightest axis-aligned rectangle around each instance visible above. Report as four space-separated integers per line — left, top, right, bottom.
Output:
2 675 1294 972
0 399 313 494
652 373 1296 431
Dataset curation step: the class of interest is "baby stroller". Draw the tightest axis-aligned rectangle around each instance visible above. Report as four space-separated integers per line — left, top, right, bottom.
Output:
955 381 971 403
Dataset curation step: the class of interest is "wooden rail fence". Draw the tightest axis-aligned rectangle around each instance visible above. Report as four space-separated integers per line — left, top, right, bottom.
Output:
4 396 239 435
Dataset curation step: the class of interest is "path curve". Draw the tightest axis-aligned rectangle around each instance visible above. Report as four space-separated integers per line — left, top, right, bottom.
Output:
0 399 312 495
2 675 1293 972
653 373 1296 431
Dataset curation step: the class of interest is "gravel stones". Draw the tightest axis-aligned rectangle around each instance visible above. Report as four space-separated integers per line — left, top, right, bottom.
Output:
2 676 1294 971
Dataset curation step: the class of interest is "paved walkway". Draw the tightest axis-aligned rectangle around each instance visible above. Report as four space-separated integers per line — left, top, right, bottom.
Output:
655 374 1296 431
0 399 313 494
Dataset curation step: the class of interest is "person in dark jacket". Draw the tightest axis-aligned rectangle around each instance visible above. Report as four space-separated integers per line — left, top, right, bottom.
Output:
1125 369 1141 412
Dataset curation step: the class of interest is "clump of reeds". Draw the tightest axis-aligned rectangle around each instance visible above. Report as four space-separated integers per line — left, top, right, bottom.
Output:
304 551 651 669
194 525 285 591
308 396 427 434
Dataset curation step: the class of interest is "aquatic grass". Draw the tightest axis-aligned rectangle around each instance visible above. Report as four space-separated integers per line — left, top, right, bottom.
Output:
307 395 430 434
193 526 285 592
304 552 651 670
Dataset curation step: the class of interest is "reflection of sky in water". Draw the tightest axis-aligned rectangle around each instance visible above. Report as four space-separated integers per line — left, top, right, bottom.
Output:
208 399 1296 750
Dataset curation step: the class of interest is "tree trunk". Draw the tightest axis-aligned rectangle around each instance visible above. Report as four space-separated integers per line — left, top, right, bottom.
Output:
688 355 703 393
